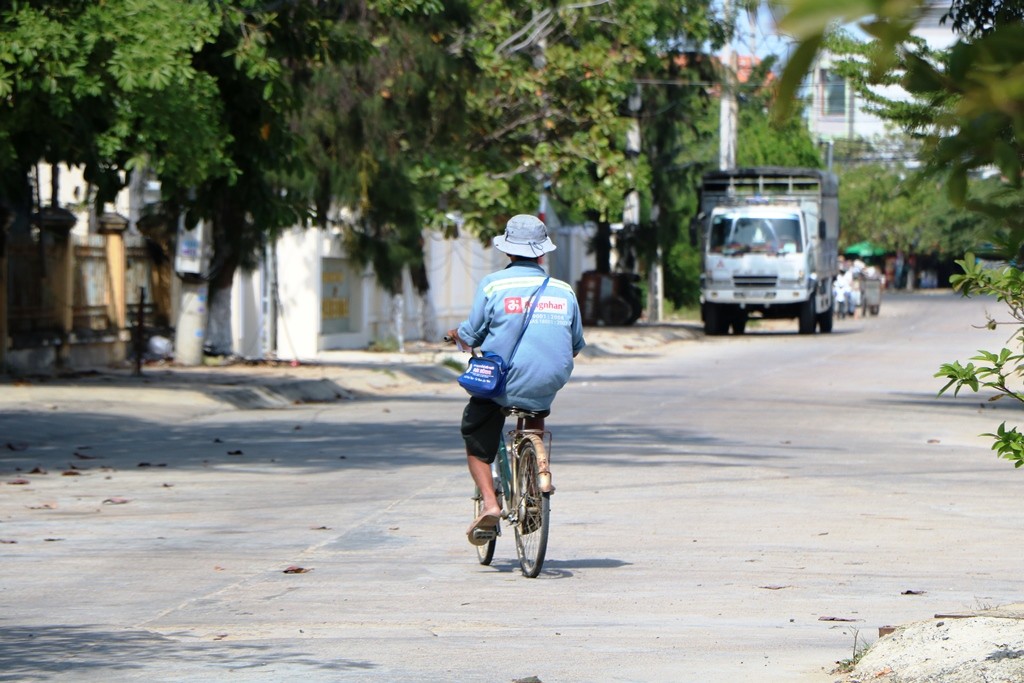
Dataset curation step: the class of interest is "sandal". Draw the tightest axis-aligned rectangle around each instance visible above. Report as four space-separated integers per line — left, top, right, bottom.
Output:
466 512 499 546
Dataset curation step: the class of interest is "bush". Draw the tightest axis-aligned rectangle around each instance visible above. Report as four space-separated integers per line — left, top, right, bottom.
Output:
935 254 1024 468
663 241 702 309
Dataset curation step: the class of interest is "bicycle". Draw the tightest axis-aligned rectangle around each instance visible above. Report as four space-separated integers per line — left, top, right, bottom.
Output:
445 334 554 578
471 406 553 578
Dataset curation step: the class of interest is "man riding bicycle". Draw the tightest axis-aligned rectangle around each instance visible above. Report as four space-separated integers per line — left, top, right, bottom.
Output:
447 214 586 545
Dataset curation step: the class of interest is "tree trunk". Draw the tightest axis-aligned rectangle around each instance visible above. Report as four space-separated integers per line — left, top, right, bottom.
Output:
409 261 436 343
588 210 612 273
204 206 242 357
206 272 235 356
0 204 8 371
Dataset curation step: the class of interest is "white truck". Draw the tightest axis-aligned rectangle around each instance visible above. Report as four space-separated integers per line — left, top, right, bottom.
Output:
697 167 840 335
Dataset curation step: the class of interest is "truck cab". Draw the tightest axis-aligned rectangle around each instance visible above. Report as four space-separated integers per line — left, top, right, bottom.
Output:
698 168 839 335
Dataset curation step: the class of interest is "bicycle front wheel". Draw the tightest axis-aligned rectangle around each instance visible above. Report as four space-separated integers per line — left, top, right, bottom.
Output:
472 486 496 565
513 434 550 578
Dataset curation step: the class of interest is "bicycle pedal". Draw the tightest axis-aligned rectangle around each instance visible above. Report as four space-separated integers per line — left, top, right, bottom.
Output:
471 527 497 543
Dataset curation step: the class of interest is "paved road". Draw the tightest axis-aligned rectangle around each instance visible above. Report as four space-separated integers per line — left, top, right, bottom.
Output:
0 292 1019 682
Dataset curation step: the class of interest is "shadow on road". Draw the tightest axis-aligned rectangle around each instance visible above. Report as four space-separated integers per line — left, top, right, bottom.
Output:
0 624 376 680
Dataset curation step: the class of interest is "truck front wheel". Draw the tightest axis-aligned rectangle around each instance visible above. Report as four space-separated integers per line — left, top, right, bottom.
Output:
818 304 834 333
730 309 747 335
703 302 729 336
798 299 816 334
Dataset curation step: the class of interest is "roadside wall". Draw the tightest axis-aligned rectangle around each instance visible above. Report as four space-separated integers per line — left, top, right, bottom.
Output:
228 223 593 359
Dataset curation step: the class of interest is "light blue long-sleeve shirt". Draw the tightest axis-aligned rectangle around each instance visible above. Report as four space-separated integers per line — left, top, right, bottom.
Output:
457 261 586 410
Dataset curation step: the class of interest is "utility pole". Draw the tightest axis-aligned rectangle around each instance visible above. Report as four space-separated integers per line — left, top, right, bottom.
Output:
719 0 738 171
173 200 209 366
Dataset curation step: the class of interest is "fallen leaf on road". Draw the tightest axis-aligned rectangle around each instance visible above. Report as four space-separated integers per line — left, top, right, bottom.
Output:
310 526 330 530
26 503 57 510
1 539 17 544
760 585 791 590
214 438 223 443
162 483 174 488
927 439 940 444
43 538 64 542
61 470 81 476
227 450 243 456
103 497 131 505
74 451 100 459
28 467 46 474
7 478 30 485
5 442 28 451
819 616 860 622
212 634 228 641
901 589 926 595
283 566 312 574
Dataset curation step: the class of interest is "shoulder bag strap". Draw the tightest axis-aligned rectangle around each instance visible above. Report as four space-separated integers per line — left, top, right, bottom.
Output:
507 276 550 365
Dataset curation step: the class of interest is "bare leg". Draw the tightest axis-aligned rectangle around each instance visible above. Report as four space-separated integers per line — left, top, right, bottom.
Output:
467 453 501 517
524 417 554 493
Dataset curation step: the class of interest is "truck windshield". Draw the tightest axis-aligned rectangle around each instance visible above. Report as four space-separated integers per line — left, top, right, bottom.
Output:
709 216 802 255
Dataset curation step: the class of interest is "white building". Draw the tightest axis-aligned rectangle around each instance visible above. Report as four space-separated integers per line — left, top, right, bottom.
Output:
804 3 958 148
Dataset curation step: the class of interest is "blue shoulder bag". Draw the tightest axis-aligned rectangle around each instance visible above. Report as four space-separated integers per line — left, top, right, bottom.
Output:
457 277 550 400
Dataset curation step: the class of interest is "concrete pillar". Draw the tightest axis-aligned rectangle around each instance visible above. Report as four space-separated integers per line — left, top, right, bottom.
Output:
33 206 77 368
175 279 208 365
99 211 129 362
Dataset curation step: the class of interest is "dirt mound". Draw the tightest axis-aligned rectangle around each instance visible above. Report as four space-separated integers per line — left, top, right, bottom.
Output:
840 608 1024 683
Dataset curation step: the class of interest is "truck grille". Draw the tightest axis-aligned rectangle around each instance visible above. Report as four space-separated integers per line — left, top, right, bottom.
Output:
734 275 778 288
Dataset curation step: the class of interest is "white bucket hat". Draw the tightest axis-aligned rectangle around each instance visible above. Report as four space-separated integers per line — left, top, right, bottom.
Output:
493 214 557 257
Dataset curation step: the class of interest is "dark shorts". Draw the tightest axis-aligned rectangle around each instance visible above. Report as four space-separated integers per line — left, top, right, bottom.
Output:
461 398 550 463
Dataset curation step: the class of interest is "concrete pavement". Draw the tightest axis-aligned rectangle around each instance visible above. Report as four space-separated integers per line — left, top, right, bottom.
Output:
1 305 1022 682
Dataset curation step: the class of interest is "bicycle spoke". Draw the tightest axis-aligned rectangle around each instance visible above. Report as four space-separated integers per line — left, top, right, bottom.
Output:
513 435 550 577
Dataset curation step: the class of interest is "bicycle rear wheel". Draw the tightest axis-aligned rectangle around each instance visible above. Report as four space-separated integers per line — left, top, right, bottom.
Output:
472 486 496 565
513 434 550 578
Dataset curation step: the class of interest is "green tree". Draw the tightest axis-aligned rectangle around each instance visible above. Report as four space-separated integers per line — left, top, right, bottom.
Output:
292 0 734 318
166 0 375 354
0 0 225 224
424 1 730 267
291 1 473 296
836 158 986 258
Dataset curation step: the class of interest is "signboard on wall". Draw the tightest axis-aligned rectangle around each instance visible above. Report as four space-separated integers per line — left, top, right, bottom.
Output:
321 258 352 334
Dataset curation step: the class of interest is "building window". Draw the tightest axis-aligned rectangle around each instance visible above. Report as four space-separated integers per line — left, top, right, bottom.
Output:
821 69 846 117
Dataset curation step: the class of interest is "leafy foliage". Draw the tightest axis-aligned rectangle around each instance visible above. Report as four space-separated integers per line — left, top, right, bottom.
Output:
290 1 473 292
935 255 1024 467
835 158 988 257
0 0 224 206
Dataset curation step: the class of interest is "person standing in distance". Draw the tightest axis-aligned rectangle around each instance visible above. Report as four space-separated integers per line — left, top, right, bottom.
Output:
447 214 586 545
